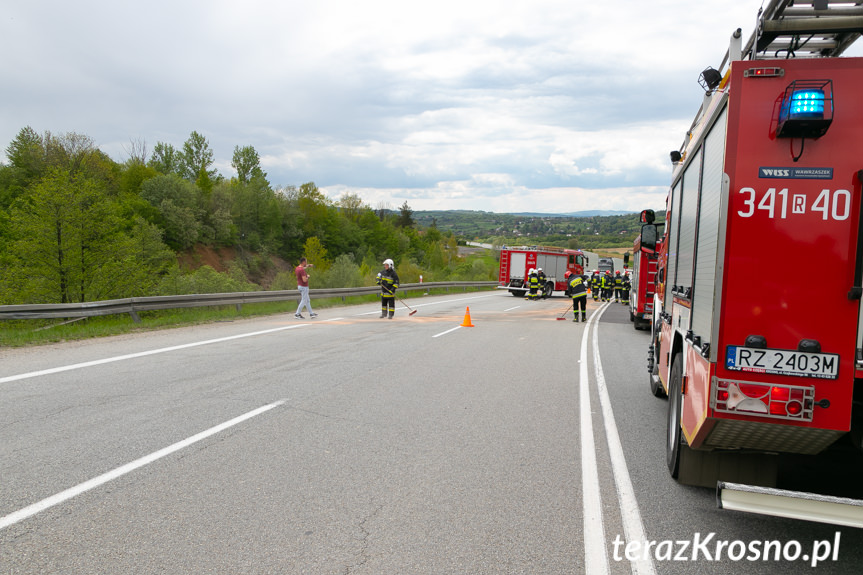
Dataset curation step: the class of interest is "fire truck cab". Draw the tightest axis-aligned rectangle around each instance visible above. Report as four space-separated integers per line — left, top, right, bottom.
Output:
641 0 863 525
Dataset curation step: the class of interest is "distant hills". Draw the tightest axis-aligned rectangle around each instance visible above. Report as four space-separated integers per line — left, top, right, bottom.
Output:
510 210 635 217
411 209 635 218
411 209 662 245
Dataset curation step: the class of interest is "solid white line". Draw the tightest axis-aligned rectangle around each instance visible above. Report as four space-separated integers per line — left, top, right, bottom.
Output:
580 310 610 575
0 325 309 384
432 326 462 338
503 306 521 312
591 303 656 575
0 400 286 531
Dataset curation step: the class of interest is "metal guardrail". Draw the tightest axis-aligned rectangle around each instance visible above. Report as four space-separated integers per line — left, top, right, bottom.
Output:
0 282 498 322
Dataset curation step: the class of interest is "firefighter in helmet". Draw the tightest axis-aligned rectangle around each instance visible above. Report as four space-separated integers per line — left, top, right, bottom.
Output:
527 268 540 300
377 258 399 318
536 267 547 299
568 270 588 322
621 272 631 306
601 270 614 302
590 271 601 301
614 270 623 302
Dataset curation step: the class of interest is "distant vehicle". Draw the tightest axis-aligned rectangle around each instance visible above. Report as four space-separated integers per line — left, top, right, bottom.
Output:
597 258 614 274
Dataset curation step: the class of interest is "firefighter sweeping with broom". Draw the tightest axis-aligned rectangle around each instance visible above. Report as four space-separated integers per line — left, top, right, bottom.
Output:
567 271 587 323
376 258 400 319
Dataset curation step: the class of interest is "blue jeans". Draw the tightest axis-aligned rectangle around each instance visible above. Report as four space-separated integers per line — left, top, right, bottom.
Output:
297 285 314 315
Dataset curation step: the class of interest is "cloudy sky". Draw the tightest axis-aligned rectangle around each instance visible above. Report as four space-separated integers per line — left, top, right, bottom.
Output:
2 1 852 214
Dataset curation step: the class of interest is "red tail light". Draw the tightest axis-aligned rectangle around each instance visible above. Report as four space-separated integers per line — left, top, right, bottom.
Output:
713 379 814 421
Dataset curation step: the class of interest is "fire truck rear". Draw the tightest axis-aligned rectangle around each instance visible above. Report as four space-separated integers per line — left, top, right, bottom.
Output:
497 246 587 298
640 1 863 525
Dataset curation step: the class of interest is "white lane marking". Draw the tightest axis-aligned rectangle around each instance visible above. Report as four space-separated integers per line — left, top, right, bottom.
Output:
432 326 462 338
580 309 609 575
3 294 502 382
503 306 521 312
0 400 286 531
0 325 309 384
591 303 656 575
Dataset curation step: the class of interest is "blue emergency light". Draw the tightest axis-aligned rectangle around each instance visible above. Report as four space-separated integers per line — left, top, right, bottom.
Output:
776 80 833 139
788 89 825 117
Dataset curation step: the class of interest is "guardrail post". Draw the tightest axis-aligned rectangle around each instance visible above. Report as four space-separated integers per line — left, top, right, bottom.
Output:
129 310 141 323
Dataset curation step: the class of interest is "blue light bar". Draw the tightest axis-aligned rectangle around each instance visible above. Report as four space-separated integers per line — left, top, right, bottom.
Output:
776 79 833 139
789 89 825 118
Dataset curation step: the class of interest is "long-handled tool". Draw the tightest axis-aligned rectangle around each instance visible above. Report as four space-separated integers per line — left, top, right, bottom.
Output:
556 302 573 320
396 293 418 316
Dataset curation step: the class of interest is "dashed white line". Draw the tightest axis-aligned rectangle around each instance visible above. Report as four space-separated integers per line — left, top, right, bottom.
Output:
432 326 463 338
0 400 287 531
0 325 309 384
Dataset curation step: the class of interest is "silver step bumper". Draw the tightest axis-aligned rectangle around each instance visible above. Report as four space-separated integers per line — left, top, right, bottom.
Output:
717 482 863 528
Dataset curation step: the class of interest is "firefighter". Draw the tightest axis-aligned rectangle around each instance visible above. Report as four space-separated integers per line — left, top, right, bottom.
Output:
376 258 399 318
614 270 623 302
590 271 601 301
601 270 614 302
527 268 540 300
621 272 631 306
536 267 547 299
568 271 588 322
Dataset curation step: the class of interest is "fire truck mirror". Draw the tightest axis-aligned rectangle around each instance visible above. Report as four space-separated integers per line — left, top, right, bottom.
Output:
640 224 658 253
624 252 630 266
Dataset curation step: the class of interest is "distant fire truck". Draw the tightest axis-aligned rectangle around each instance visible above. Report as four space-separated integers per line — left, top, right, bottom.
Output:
640 0 863 525
629 220 661 331
498 246 587 298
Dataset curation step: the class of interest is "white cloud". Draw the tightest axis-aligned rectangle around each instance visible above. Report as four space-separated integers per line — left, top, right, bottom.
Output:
2 0 838 214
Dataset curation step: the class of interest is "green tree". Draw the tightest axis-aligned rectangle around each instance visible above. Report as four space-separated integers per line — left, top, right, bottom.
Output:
297 182 330 237
140 174 202 249
231 145 266 184
337 192 365 222
178 131 218 185
6 169 156 303
148 142 181 175
120 160 158 196
397 201 414 228
302 236 331 276
323 253 363 288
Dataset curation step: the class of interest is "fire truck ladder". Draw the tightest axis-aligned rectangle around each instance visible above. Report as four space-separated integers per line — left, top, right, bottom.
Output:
745 0 863 59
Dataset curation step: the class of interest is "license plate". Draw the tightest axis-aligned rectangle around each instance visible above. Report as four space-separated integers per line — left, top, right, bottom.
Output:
725 346 839 380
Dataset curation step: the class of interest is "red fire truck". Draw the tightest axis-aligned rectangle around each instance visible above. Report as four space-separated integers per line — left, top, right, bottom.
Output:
498 246 587 298
629 225 661 331
640 1 863 523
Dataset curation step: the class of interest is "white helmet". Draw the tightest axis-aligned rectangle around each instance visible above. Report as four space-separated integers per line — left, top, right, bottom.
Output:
383 258 394 266
529 268 535 274
537 267 542 272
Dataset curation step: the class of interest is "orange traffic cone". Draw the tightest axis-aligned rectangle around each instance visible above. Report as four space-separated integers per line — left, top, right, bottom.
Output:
461 306 475 327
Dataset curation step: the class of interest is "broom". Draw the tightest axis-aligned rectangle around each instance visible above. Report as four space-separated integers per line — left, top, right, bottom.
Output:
396 293 418 315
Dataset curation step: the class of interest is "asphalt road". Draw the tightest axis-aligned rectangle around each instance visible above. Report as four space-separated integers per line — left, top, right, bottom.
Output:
1 292 862 574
